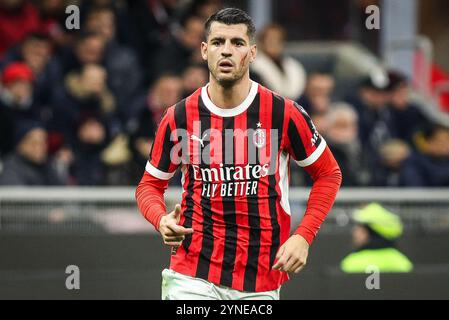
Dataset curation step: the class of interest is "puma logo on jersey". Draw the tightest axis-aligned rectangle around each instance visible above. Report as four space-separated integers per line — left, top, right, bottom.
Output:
191 133 208 148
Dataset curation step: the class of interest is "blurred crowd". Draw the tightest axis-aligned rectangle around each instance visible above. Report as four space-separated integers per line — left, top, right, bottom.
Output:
0 0 448 187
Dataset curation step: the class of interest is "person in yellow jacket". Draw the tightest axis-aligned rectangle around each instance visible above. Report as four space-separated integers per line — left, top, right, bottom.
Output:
341 202 413 273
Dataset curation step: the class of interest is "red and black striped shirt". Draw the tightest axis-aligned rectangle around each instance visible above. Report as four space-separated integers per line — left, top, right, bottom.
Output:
145 81 328 292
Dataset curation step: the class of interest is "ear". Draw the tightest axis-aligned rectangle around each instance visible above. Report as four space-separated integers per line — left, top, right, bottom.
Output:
201 42 208 61
249 44 257 63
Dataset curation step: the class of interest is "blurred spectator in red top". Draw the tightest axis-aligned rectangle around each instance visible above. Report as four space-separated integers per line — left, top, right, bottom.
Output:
35 0 75 48
0 0 42 57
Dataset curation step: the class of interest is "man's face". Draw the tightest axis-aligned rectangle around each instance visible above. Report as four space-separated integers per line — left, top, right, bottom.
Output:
261 28 284 59
18 128 48 164
181 17 204 50
76 37 105 65
22 39 51 73
427 129 449 158
202 22 256 87
7 80 32 106
306 74 334 113
153 76 183 109
86 11 116 42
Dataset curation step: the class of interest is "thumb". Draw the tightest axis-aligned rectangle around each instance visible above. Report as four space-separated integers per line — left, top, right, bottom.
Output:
172 204 182 221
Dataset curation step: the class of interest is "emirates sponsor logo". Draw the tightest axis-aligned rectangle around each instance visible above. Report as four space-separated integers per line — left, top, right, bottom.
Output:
192 163 270 182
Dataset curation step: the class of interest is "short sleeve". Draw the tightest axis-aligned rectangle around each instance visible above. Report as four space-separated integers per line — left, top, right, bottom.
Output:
146 106 179 179
285 102 327 167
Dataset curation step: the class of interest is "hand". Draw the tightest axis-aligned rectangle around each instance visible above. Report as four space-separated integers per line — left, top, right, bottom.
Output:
158 204 194 248
272 234 310 273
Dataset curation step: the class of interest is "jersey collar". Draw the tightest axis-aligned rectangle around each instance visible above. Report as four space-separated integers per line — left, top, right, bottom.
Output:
201 80 259 117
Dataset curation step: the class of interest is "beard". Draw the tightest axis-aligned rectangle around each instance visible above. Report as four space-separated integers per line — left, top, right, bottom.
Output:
209 62 248 88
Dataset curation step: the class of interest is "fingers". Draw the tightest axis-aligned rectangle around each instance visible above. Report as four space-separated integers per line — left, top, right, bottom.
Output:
162 232 186 247
164 235 185 242
272 244 286 270
282 255 297 272
163 239 183 247
272 250 307 273
275 245 285 261
167 223 194 235
294 264 306 274
160 204 194 247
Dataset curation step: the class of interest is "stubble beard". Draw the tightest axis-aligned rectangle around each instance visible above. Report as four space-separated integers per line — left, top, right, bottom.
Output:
209 62 247 89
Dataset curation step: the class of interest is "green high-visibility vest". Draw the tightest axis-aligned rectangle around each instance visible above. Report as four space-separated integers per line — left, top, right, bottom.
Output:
340 248 413 273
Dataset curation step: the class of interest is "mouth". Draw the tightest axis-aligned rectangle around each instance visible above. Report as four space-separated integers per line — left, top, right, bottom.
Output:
218 60 234 71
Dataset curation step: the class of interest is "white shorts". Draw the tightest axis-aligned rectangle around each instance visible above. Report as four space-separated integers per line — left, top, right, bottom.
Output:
161 268 281 300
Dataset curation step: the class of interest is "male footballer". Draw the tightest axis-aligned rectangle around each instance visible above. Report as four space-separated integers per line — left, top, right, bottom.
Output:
136 8 342 300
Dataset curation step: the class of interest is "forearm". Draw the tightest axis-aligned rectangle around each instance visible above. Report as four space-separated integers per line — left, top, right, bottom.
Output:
294 147 342 245
135 171 169 231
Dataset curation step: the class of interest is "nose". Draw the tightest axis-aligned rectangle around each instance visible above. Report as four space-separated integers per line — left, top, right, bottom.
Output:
221 41 232 57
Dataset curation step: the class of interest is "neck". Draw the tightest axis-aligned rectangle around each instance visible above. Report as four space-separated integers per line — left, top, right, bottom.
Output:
207 75 252 109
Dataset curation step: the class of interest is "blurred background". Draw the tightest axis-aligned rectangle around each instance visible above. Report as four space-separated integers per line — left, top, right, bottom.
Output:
0 0 448 299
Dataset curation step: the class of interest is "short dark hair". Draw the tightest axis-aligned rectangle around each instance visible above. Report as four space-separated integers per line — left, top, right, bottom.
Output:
204 8 256 42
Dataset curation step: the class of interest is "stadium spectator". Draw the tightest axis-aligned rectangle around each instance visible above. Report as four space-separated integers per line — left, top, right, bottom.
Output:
181 0 222 22
1 32 63 108
35 0 73 48
251 23 306 100
60 32 106 75
51 63 116 136
181 63 208 98
128 74 183 127
0 0 41 57
345 73 393 149
127 0 181 78
80 0 136 47
296 72 334 116
125 74 183 185
126 109 157 185
84 5 143 121
388 70 429 145
373 139 411 187
152 15 205 80
345 73 395 184
325 102 365 186
400 124 449 186
0 62 37 156
71 113 110 186
0 121 69 185
341 203 413 273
